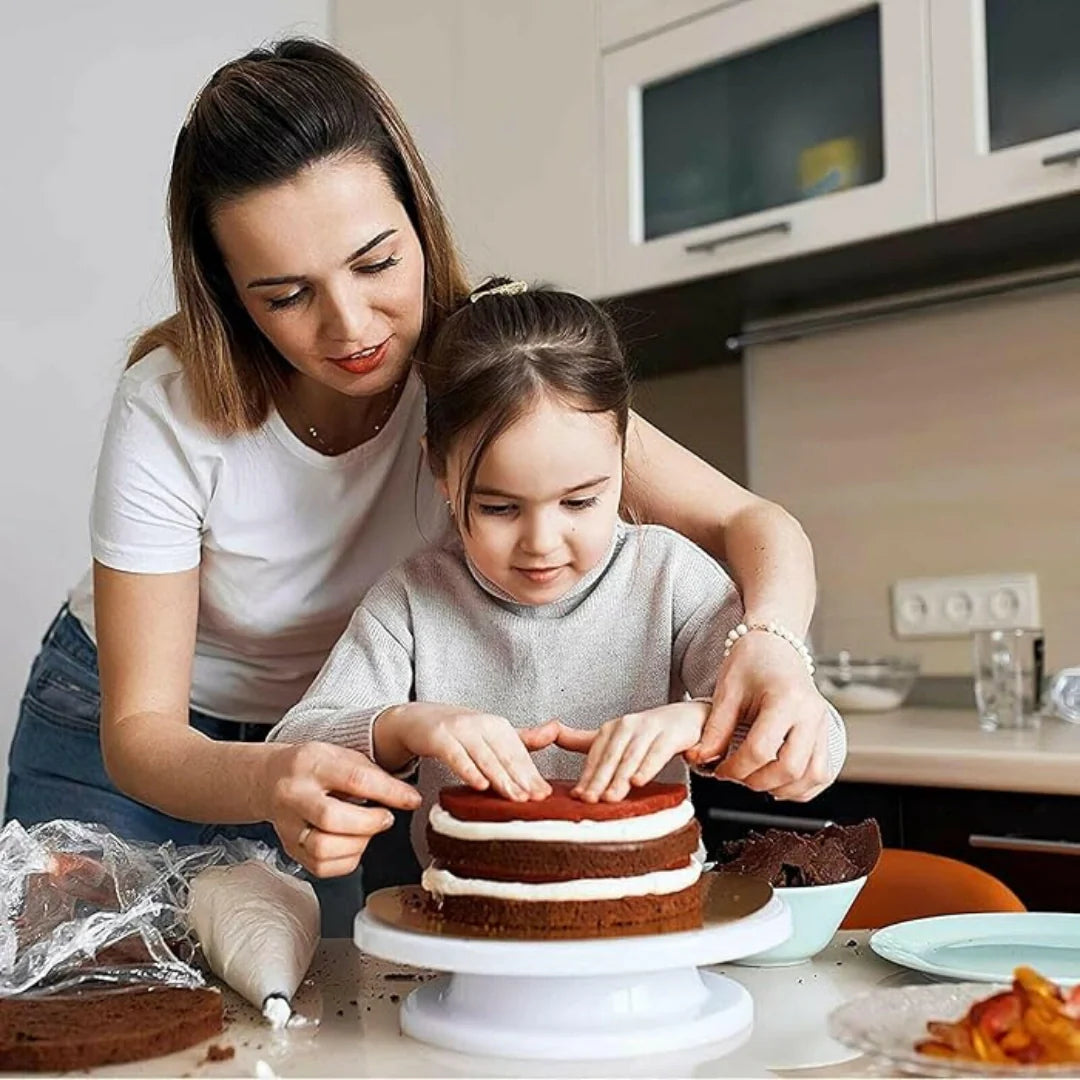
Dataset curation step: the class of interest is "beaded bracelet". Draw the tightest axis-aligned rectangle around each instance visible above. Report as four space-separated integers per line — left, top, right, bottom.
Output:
722 621 815 676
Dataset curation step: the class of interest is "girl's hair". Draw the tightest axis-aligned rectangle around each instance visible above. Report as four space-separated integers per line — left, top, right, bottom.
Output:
420 278 632 527
129 38 469 434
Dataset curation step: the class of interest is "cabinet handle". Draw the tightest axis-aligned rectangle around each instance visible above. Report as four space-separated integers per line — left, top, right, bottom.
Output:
968 833 1080 857
707 808 834 831
685 220 792 254
1041 147 1080 167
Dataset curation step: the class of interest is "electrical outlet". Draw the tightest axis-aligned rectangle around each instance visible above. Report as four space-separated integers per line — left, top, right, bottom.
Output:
891 573 1041 638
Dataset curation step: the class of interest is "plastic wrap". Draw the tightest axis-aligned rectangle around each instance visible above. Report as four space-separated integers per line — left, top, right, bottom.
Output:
0 819 299 999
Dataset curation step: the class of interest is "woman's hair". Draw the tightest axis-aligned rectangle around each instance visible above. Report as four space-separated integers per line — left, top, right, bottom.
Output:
420 279 632 528
130 38 469 434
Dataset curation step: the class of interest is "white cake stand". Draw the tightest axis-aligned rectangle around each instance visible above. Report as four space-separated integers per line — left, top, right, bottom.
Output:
354 873 791 1061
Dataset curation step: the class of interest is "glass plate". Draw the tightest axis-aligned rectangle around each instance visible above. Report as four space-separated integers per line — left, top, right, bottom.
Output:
828 982 1080 1077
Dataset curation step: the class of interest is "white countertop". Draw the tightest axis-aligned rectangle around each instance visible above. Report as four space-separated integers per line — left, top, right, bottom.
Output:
841 706 1080 796
86 932 918 1079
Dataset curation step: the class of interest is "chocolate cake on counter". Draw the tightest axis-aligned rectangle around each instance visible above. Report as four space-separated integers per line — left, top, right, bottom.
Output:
422 781 704 935
0 986 223 1072
717 819 881 887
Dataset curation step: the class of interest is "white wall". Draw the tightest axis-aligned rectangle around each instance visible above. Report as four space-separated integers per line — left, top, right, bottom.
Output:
0 1 330 804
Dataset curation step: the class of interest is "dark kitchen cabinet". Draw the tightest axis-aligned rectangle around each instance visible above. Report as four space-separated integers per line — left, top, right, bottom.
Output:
902 787 1080 914
692 777 1080 912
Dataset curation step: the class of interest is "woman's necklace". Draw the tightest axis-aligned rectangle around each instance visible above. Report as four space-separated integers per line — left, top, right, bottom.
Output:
292 381 403 456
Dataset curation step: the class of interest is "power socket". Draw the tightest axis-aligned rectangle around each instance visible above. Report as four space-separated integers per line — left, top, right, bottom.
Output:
891 573 1041 638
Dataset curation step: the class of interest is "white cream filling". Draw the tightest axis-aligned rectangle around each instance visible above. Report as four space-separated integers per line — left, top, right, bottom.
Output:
421 860 702 902
428 798 695 843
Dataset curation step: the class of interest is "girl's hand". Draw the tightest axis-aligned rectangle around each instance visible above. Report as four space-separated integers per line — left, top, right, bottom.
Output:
562 701 711 803
262 741 421 878
376 703 555 802
685 632 832 802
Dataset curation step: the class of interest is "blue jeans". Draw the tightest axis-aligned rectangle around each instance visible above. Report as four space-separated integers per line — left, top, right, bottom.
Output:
3 607 385 937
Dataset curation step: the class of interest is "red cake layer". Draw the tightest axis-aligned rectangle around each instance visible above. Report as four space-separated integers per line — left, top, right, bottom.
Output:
439 781 686 823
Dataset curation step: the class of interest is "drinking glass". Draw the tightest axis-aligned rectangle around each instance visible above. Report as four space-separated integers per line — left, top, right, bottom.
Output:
972 628 1044 731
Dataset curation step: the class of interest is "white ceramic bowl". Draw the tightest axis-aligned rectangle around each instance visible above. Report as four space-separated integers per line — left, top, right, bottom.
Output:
735 875 867 967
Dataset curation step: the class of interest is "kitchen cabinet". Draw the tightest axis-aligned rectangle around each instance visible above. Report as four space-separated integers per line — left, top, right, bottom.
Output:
337 0 1080 305
930 0 1080 221
601 0 934 295
599 0 745 51
693 777 1080 913
695 777 905 852
902 786 1080 914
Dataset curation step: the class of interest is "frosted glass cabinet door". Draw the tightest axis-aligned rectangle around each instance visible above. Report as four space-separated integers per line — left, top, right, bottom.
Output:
931 0 1080 221
601 0 933 296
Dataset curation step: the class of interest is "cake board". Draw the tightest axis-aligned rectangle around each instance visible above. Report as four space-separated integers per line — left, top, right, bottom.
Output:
354 872 791 1060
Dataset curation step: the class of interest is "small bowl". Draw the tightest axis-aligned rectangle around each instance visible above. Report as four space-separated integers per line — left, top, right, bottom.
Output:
734 875 867 967
815 652 919 712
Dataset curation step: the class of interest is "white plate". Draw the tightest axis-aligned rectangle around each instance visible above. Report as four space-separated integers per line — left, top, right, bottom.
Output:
870 913 1080 983
829 982 1080 1077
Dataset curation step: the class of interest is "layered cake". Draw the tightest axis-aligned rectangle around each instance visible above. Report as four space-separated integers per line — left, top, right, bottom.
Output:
717 819 881 887
421 781 704 935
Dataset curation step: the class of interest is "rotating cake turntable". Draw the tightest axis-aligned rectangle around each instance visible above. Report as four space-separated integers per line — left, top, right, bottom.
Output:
354 873 791 1060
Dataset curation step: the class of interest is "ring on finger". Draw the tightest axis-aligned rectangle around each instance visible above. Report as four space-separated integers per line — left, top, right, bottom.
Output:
298 824 313 850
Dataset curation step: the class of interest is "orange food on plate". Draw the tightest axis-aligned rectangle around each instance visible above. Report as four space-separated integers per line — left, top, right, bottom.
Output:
915 967 1080 1066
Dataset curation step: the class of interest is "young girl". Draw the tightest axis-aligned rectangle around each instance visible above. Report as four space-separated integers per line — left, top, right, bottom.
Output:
267 279 847 867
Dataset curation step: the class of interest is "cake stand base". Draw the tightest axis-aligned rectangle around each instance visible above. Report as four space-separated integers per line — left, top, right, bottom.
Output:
400 967 752 1060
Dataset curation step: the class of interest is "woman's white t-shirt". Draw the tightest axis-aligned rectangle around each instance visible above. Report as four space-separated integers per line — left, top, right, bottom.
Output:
67 348 448 724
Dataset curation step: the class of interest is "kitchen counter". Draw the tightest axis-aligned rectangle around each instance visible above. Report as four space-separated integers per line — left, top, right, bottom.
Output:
841 706 1080 796
86 932 917 1078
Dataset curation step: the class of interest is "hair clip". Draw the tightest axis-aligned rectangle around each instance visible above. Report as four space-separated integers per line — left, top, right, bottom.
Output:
469 279 529 303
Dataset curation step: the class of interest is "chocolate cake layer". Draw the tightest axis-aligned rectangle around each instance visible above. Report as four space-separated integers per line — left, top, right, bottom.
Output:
0 986 222 1072
430 879 705 936
718 818 882 887
439 781 686 823
427 821 701 883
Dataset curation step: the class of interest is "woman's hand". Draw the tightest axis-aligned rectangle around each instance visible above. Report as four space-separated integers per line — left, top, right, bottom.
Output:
685 632 832 801
555 701 710 803
261 741 421 877
375 703 557 802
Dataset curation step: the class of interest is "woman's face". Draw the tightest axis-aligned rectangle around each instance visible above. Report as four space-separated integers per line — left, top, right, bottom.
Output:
212 156 425 397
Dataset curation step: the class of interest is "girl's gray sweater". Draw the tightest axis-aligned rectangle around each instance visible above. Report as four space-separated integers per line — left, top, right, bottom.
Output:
268 523 846 863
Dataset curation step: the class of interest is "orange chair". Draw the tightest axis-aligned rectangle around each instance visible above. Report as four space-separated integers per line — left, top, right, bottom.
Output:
841 848 1026 930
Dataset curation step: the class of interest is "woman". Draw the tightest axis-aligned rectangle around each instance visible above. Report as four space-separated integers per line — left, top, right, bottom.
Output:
4 40 829 931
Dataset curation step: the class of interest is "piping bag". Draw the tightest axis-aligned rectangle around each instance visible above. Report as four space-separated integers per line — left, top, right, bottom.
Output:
187 860 320 1027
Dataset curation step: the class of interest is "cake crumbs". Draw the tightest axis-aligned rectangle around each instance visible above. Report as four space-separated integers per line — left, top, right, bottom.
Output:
202 1044 236 1063
389 994 400 1003
336 1009 344 1017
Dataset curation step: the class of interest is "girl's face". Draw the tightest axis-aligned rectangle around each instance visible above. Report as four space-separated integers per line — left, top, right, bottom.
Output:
442 396 624 605
212 156 425 398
